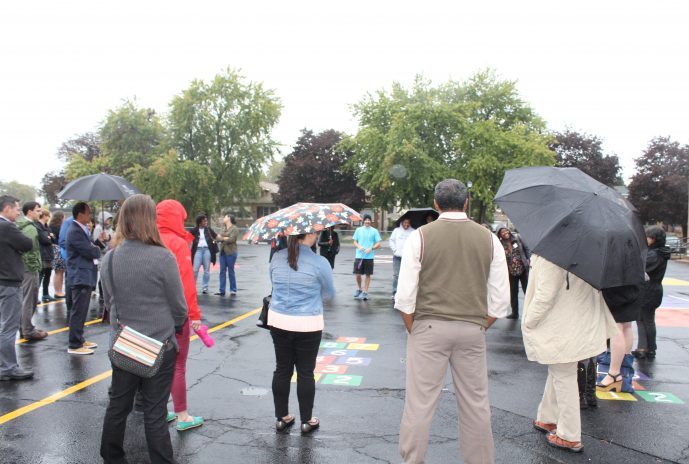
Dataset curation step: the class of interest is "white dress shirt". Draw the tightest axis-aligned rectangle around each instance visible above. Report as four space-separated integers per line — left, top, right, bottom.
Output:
394 211 511 318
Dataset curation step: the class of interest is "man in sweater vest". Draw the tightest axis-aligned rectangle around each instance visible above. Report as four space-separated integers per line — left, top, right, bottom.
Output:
394 179 510 464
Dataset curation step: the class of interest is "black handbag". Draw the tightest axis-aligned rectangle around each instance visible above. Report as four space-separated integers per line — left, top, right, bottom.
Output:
105 249 168 378
256 294 271 329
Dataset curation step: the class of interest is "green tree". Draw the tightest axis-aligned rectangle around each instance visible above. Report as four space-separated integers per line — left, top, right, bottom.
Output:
62 101 165 182
263 160 285 183
168 67 282 210
0 180 37 203
342 71 554 222
132 150 214 219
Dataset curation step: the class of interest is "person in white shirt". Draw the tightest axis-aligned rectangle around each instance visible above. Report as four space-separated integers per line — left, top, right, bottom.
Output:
395 179 510 464
388 218 414 299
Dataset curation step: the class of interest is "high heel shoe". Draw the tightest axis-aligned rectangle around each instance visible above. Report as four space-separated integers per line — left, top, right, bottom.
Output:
596 372 623 392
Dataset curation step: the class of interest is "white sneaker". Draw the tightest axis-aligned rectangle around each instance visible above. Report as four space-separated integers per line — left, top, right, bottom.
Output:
68 347 94 355
353 289 362 298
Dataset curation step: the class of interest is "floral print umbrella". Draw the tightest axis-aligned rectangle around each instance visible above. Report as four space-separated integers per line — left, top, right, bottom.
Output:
243 203 362 243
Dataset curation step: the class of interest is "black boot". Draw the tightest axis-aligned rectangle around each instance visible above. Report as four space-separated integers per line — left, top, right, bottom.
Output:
584 358 598 407
577 362 588 409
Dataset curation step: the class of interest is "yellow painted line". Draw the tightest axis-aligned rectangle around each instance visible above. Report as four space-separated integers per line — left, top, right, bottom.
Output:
663 277 689 287
16 318 103 345
0 307 261 425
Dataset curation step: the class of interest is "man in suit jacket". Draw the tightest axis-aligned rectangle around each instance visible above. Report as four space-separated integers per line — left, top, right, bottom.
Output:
0 195 35 380
65 202 103 355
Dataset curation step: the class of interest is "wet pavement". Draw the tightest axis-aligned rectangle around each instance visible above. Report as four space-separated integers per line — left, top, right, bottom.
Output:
1 243 688 463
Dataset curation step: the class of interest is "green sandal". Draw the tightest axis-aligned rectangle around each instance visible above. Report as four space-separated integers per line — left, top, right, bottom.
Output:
176 416 204 431
166 412 176 423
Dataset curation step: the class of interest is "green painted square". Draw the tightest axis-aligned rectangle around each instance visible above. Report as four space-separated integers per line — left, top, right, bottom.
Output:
320 374 363 386
637 391 684 404
320 341 347 349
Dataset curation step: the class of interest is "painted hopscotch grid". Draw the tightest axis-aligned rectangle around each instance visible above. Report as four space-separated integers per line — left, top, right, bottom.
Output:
596 362 685 404
290 336 378 387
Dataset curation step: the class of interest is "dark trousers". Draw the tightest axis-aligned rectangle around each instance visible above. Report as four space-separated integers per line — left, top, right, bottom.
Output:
270 327 322 423
39 267 52 297
68 285 92 349
320 253 336 269
509 271 528 316
101 347 176 464
637 304 658 352
65 273 72 313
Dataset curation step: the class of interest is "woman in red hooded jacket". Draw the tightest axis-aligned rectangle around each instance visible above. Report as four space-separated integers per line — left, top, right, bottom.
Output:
156 200 204 431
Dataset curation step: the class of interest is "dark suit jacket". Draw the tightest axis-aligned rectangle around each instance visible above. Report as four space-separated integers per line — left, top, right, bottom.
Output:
65 220 101 288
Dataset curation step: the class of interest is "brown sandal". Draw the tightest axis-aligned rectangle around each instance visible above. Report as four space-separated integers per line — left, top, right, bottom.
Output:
547 433 583 452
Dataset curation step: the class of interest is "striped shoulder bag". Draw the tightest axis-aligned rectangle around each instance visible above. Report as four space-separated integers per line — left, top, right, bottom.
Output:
105 249 168 378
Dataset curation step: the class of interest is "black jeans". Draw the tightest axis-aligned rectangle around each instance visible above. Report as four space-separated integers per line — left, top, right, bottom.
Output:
637 304 658 352
270 327 322 423
39 266 52 297
68 285 92 349
101 346 176 464
508 271 528 315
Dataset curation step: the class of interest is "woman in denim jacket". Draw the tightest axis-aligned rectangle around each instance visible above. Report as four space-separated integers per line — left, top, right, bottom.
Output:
269 232 335 434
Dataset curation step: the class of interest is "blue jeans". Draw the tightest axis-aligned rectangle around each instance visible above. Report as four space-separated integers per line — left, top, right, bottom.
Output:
193 247 211 291
219 252 238 294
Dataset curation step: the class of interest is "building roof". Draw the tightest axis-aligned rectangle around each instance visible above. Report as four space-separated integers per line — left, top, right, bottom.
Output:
259 181 278 194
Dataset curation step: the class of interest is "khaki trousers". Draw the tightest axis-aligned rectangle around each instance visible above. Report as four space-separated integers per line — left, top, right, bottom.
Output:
400 319 494 464
536 362 581 442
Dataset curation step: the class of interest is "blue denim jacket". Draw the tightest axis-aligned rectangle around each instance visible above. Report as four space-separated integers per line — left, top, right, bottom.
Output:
270 245 335 316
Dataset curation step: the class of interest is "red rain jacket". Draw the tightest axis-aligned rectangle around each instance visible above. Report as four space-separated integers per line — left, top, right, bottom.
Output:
156 200 201 321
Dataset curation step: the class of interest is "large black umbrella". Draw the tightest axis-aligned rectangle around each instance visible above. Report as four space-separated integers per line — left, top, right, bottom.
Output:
494 166 646 290
397 208 439 229
58 173 141 226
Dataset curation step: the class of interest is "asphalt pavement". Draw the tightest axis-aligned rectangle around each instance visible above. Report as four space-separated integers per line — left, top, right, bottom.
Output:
1 243 688 464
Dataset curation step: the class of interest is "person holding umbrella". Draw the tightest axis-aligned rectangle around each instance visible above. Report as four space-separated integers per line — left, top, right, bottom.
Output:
317 226 340 269
389 218 414 299
495 226 530 319
268 231 335 434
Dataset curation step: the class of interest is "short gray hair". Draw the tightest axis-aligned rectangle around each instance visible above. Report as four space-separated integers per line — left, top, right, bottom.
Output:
434 179 468 211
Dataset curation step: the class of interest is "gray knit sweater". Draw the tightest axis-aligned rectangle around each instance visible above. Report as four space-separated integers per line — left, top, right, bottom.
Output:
101 240 188 351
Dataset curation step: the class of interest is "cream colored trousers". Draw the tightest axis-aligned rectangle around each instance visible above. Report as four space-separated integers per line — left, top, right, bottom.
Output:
536 362 581 442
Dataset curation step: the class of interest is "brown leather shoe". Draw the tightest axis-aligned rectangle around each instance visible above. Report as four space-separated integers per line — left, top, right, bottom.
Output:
26 330 48 341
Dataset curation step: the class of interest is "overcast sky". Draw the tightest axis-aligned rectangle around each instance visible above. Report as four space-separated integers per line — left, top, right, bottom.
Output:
1 0 687 191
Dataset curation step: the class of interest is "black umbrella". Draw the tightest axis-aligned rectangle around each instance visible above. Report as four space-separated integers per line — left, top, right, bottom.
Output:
58 173 141 227
397 208 439 229
495 166 646 290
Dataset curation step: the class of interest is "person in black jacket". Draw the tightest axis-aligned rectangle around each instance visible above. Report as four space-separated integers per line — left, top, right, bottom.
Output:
633 226 672 359
317 226 340 269
190 214 218 294
37 209 56 302
0 195 35 380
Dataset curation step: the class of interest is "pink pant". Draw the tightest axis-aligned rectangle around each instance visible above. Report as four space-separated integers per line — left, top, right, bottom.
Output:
170 322 190 412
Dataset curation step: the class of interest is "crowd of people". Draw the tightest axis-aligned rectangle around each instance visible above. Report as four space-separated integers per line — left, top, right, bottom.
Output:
0 184 674 463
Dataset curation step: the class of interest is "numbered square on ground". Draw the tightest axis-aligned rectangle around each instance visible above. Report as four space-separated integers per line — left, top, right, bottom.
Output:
323 349 358 357
315 364 349 374
336 337 366 343
321 374 363 386
291 373 322 383
335 356 372 366
320 341 347 349
636 391 684 404
346 343 379 350
596 391 636 401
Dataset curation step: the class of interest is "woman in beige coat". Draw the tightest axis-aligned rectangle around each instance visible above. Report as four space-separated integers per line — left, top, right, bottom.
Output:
522 254 617 453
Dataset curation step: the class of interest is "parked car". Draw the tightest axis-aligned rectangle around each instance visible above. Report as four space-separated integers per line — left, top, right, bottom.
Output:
666 236 687 255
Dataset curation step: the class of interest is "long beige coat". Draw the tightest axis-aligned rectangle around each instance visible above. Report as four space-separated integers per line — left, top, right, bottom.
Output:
522 254 618 365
